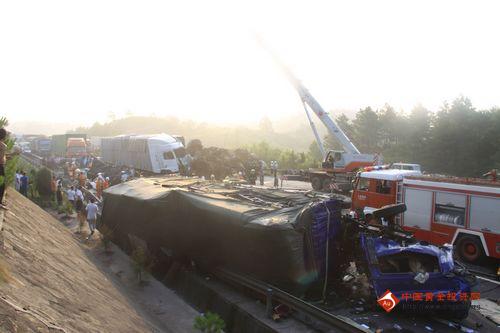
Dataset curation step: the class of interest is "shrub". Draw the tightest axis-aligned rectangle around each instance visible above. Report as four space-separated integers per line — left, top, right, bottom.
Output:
36 167 52 198
0 117 18 187
131 246 148 283
193 312 225 333
64 200 73 217
100 224 113 253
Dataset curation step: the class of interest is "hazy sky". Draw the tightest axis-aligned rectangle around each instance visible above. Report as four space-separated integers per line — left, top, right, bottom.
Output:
1 0 499 127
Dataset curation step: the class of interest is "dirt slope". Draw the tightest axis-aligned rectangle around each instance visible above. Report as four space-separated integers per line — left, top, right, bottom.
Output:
0 189 163 333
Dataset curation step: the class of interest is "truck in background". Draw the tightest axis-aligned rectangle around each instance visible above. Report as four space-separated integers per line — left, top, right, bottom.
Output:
66 137 87 158
100 134 190 174
32 137 52 156
51 134 87 157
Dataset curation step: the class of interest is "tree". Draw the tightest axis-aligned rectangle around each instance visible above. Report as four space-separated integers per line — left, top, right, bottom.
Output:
352 107 380 152
402 104 432 164
187 139 204 156
0 117 18 188
107 111 116 121
259 116 274 133
378 104 401 148
36 167 52 199
323 113 354 151
428 96 478 175
308 141 323 163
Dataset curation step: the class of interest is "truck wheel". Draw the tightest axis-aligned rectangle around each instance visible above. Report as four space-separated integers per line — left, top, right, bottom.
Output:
456 236 485 263
311 177 322 191
322 178 333 191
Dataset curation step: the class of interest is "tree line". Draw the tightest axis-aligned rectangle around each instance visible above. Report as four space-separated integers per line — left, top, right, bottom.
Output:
71 96 500 177
248 96 500 177
323 96 500 177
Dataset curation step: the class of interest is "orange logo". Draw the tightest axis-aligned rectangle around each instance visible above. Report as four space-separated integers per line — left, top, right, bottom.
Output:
377 290 400 312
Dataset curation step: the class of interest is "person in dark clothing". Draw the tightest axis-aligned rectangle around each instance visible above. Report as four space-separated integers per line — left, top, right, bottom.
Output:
0 128 8 209
19 171 28 197
56 184 63 206
75 195 85 234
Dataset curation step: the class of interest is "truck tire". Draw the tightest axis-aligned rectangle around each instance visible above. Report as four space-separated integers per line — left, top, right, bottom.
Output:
455 236 485 263
322 178 333 191
372 203 407 219
311 177 322 191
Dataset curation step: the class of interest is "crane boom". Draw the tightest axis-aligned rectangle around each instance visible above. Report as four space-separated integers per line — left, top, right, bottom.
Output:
279 63 361 155
302 101 326 157
257 37 361 155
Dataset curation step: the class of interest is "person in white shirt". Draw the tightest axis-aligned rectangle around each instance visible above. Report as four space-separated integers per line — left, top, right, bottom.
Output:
15 170 21 192
66 186 76 207
86 198 99 240
75 186 84 202
120 171 128 183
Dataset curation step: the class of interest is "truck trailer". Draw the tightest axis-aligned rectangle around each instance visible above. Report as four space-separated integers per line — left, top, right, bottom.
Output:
100 134 189 174
51 134 87 156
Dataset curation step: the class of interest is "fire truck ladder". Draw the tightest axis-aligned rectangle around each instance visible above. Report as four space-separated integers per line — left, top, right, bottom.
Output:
395 181 403 225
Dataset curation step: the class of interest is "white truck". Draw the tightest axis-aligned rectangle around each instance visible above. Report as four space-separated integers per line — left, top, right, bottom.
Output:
101 134 190 174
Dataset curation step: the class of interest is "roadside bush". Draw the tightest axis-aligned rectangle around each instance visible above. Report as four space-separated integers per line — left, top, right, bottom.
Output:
64 200 73 217
100 224 113 253
0 117 18 187
36 167 52 199
131 246 148 283
194 312 225 333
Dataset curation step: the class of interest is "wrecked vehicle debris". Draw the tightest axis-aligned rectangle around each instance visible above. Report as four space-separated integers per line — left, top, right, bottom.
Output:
189 146 259 180
99 177 475 318
340 206 476 319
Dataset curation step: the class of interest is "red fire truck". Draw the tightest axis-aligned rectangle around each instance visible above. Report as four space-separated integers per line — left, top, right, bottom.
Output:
351 169 500 264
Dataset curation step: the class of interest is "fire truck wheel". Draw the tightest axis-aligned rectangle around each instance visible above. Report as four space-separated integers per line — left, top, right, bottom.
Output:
311 177 322 191
456 236 485 263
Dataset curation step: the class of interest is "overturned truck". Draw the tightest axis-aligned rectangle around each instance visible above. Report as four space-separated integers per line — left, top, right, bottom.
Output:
100 177 474 318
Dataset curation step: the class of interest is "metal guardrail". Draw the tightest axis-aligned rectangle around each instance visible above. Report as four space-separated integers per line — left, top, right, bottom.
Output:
214 268 371 333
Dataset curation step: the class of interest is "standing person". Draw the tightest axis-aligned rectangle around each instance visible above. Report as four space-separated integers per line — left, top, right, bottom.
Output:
75 186 84 202
95 174 104 199
50 175 57 201
19 171 29 197
15 170 21 192
85 198 98 240
75 195 85 234
120 170 128 183
271 161 279 187
0 129 10 208
67 186 76 207
78 170 87 187
258 160 266 186
56 184 63 206
103 177 110 190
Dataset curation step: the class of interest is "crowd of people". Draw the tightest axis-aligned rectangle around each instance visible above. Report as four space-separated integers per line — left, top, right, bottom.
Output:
14 170 30 196
64 184 98 240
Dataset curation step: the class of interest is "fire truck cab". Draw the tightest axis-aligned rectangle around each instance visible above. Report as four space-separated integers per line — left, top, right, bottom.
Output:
352 170 500 263
352 169 421 214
